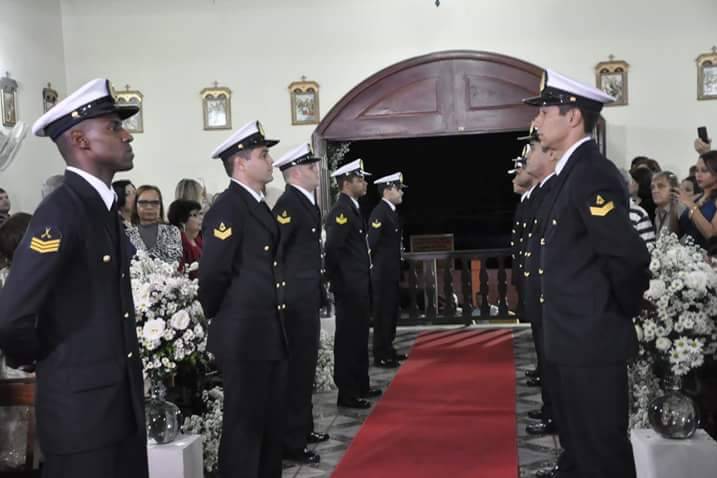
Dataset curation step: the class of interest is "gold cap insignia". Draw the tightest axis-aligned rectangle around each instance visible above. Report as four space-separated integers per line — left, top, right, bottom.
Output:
30 227 61 254
257 121 265 137
371 220 382 229
213 222 233 240
539 71 546 92
277 211 292 225
595 194 605 206
336 213 348 225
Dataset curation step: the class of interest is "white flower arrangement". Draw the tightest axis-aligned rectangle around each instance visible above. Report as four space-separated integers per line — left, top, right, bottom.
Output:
635 234 717 377
182 386 224 475
314 328 336 392
130 251 208 385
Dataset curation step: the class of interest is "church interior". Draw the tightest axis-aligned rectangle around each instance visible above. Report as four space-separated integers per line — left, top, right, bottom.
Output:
1 0 717 477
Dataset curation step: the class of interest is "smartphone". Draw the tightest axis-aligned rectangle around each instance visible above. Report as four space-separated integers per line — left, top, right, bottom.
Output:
698 126 710 143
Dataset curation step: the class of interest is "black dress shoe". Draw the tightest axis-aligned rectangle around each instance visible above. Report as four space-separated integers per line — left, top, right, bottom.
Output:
526 419 557 435
527 409 544 420
525 368 539 378
284 447 320 464
337 396 371 409
359 388 382 398
374 358 400 368
306 431 330 444
534 464 559 478
526 376 542 387
393 353 408 361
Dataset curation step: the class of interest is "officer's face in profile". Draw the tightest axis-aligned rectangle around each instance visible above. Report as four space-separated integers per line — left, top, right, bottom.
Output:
300 162 320 191
243 146 274 185
384 185 403 205
525 143 553 178
512 168 532 194
81 114 135 172
533 106 570 151
347 176 367 197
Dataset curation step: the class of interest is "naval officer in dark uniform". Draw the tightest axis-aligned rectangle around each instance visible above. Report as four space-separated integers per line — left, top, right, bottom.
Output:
0 79 148 478
325 159 381 409
271 143 329 464
199 120 288 478
523 69 650 478
368 172 408 368
519 135 559 440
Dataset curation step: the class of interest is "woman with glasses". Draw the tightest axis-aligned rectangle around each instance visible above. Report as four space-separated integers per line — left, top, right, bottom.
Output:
125 185 182 264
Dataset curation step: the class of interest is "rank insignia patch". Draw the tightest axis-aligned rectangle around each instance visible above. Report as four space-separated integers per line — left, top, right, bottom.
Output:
336 214 348 225
30 227 61 254
277 211 291 225
371 220 382 229
213 222 233 240
589 195 614 217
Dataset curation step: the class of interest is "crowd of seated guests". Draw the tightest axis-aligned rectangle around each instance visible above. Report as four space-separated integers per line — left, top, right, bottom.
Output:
626 137 717 255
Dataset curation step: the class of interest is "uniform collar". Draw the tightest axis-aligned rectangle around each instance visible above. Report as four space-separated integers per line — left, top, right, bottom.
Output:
290 183 316 206
66 166 116 211
521 184 537 202
540 172 556 187
231 178 264 203
382 197 396 211
350 196 360 210
555 136 592 176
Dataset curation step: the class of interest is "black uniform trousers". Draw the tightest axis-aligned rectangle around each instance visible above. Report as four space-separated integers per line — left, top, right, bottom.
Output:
218 359 288 478
42 430 147 478
548 362 635 478
530 319 553 422
333 285 370 398
371 279 399 361
283 303 320 451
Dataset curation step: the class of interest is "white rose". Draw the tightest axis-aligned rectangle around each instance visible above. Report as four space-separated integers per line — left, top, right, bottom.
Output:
143 319 166 341
170 310 191 331
655 337 671 352
634 324 644 342
646 279 666 299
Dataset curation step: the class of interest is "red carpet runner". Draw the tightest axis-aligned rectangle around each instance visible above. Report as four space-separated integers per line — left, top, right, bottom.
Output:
332 329 518 478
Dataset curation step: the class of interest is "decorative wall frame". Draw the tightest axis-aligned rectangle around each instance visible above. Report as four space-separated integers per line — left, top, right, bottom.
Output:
595 56 629 106
289 77 320 125
112 85 144 133
200 82 232 130
697 46 717 101
0 72 19 127
42 82 59 113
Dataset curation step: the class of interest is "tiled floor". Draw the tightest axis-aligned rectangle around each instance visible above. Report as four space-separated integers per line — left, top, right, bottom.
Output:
281 326 559 478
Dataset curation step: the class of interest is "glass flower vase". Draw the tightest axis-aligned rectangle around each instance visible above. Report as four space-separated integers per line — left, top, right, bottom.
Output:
145 381 182 445
647 374 699 439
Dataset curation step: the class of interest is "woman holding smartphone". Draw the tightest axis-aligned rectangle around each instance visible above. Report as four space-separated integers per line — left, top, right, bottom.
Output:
676 150 717 249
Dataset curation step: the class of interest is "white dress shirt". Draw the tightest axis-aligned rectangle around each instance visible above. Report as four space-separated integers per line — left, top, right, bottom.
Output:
382 198 396 211
555 136 592 176
291 184 316 206
231 178 264 203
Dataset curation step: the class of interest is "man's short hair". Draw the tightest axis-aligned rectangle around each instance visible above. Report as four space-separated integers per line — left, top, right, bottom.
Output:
222 149 253 176
557 105 599 134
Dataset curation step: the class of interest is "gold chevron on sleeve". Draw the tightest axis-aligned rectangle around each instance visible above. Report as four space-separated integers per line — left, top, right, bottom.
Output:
277 211 291 225
589 201 615 217
213 222 233 240
335 214 348 225
371 220 382 229
30 237 61 254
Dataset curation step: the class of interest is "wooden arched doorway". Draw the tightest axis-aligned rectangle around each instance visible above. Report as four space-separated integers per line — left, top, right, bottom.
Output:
313 50 544 209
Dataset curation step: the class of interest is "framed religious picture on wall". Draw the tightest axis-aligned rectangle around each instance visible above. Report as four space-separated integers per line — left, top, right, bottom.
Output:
697 46 717 100
289 77 320 125
595 56 629 106
112 85 144 133
0 73 19 127
200 83 232 130
42 83 59 113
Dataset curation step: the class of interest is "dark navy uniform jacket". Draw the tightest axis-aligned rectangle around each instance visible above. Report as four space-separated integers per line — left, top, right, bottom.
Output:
368 200 402 284
537 140 650 365
273 185 323 348
0 171 145 455
324 193 371 297
199 181 288 363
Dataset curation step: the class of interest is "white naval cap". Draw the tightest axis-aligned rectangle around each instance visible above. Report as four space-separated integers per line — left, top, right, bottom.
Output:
32 78 139 140
210 120 279 160
523 68 615 112
374 172 407 188
330 158 372 178
273 143 321 171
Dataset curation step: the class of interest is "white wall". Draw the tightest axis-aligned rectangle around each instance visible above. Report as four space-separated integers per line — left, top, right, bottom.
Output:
0 0 67 213
8 0 717 211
